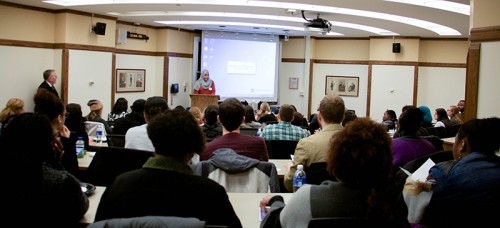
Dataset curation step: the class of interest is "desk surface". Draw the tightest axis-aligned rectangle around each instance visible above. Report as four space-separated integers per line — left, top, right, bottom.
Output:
78 152 95 170
442 137 455 145
80 187 293 227
270 159 291 178
80 186 106 225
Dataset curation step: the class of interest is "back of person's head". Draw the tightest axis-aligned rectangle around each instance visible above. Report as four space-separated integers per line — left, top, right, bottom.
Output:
327 118 392 189
86 99 103 120
189 106 203 122
34 89 64 121
2 113 55 165
418 106 432 123
402 105 415 113
260 102 271 112
65 103 84 129
147 109 205 160
398 107 423 135
449 105 459 116
435 108 447 121
0 98 24 123
204 104 219 125
43 69 54 80
174 105 185 111
130 99 146 113
219 98 245 131
386 109 397 121
291 111 305 126
278 104 294 122
318 95 345 124
243 105 256 123
112 97 128 114
342 109 358 127
144 96 168 119
456 117 500 155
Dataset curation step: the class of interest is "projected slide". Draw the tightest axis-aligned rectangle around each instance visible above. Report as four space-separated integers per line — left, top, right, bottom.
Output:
201 31 279 101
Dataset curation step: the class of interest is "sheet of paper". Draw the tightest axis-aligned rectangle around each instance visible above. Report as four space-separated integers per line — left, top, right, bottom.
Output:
290 154 294 162
411 158 435 182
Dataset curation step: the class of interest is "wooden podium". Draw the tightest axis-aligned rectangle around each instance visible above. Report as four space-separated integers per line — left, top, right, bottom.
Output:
190 94 220 111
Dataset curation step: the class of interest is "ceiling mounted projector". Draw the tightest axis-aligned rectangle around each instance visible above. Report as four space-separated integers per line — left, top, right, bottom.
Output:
302 10 332 34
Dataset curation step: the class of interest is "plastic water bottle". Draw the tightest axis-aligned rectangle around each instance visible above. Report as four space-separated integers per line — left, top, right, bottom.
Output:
76 136 85 158
293 164 306 192
96 125 103 143
256 128 262 137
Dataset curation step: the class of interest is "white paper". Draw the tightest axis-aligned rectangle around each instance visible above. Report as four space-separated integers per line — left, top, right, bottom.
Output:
290 154 294 162
400 158 435 182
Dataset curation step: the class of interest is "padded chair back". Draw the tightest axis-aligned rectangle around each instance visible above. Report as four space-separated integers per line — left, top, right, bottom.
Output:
421 135 444 151
265 140 298 159
425 126 448 138
106 134 126 147
448 124 462 137
240 128 258 136
304 162 337 185
307 217 366 228
87 146 153 186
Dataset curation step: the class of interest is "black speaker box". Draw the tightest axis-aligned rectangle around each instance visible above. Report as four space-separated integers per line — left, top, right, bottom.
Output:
170 83 179 93
93 22 106 35
392 43 401 53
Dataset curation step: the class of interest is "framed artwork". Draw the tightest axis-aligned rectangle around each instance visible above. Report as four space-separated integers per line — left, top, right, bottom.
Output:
325 76 359 97
289 77 299 89
116 69 146 92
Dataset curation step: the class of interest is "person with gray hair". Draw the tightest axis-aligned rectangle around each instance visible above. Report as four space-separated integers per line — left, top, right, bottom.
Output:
194 69 216 95
37 69 59 98
283 95 346 192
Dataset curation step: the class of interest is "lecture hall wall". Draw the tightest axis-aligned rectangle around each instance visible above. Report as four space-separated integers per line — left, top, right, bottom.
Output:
0 2 470 122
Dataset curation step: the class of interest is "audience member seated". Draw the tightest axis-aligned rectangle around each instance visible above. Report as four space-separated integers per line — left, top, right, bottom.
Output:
457 99 465 118
284 95 345 192
0 98 24 135
200 104 222 141
65 103 90 151
241 105 261 129
125 96 168 152
112 99 146 135
343 109 358 127
416 117 500 227
433 108 452 130
393 105 430 138
418 106 434 128
291 111 308 128
261 104 310 141
86 99 112 134
447 105 463 125
94 109 242 228
188 106 204 125
34 89 79 177
255 102 277 124
260 118 395 227
200 98 269 161
381 109 397 130
1 113 89 227
307 113 320 135
391 106 436 175
194 148 280 193
107 97 128 122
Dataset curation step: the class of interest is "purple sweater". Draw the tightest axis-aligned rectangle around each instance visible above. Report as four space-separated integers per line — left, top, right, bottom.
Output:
391 137 436 175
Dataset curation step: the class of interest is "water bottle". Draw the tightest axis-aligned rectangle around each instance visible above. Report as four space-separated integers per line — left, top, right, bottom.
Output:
256 128 262 137
293 164 306 192
76 136 85 158
96 125 103 143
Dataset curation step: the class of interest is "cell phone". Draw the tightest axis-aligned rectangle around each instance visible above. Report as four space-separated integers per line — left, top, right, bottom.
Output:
259 206 271 221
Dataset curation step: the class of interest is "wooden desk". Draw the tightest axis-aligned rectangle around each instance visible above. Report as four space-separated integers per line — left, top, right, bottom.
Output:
89 141 108 148
78 152 95 170
442 137 455 151
269 159 291 178
227 193 293 228
79 188 293 227
80 186 106 225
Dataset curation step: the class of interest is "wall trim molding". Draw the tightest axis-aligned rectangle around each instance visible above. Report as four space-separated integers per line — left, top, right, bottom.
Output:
470 25 500 42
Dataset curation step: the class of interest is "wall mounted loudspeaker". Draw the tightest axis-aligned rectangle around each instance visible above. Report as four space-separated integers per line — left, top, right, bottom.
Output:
170 83 179 93
392 43 401 53
92 22 106 35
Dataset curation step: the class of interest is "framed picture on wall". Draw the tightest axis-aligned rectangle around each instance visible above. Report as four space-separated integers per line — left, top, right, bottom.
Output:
325 76 359 97
116 69 146 92
289 77 299 89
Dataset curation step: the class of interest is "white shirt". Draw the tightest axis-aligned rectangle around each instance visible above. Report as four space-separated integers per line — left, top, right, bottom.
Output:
125 124 154 152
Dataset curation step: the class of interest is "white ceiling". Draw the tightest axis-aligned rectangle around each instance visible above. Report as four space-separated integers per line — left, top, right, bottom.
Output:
5 0 471 38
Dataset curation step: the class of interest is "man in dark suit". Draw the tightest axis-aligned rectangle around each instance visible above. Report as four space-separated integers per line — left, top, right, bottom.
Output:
37 69 59 98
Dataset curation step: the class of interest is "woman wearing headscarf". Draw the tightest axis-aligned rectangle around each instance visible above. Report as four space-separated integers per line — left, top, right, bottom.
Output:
418 106 433 128
194 69 216 95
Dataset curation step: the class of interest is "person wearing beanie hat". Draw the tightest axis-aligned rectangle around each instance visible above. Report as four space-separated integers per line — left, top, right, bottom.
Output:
85 99 112 134
125 96 169 151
